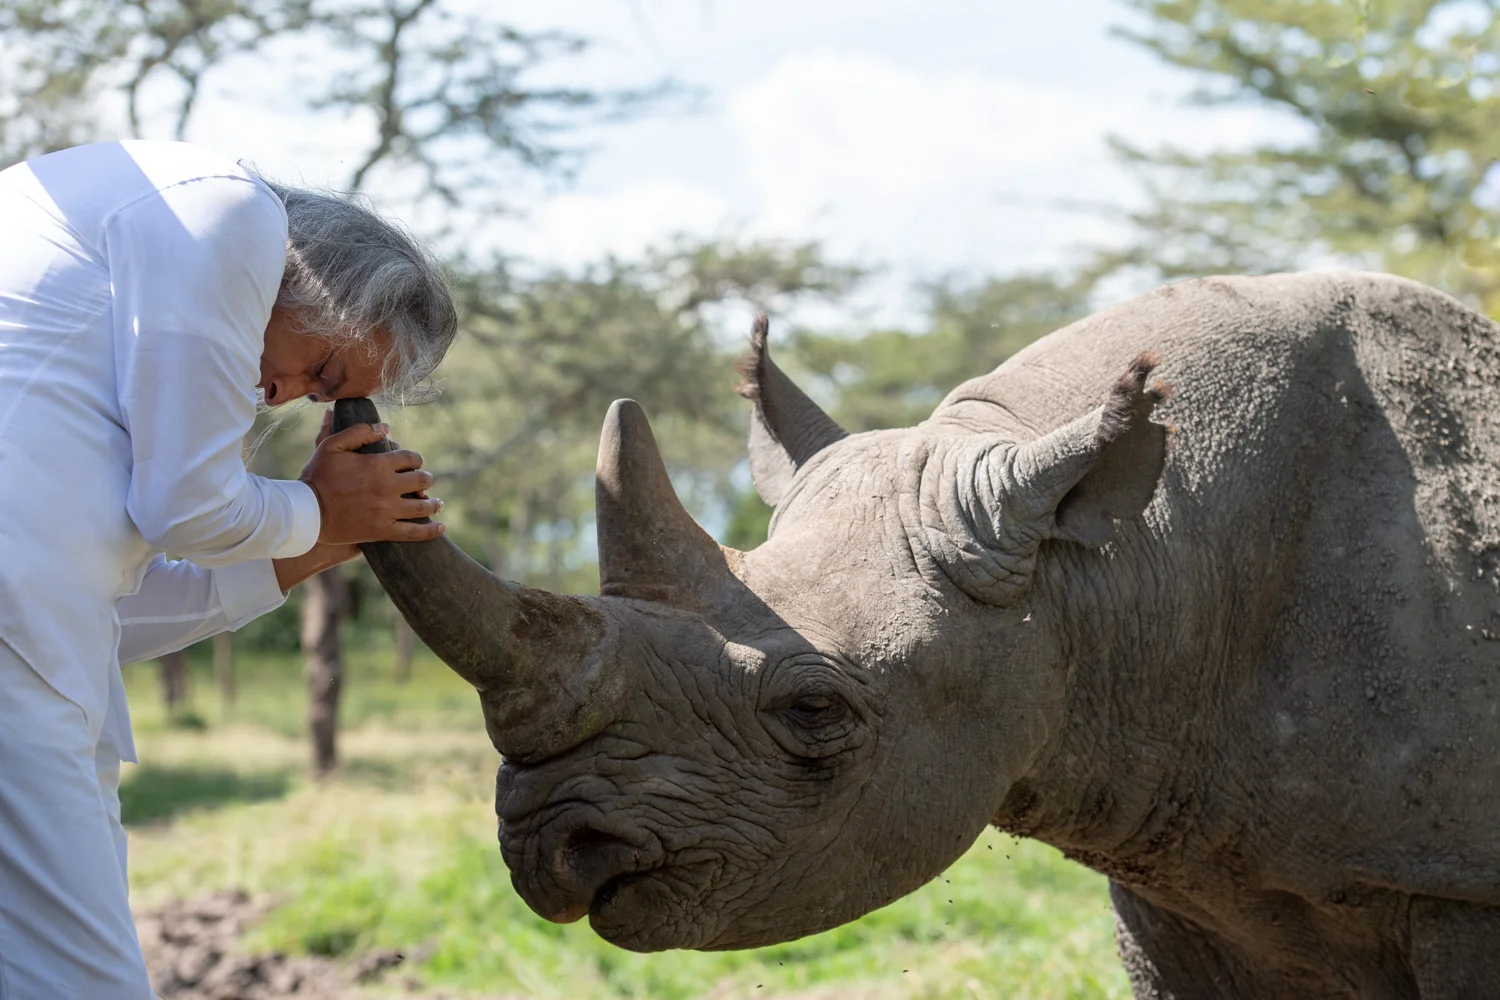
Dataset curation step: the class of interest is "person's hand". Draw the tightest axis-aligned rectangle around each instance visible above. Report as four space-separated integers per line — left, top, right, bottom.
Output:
298 410 445 545
304 412 364 563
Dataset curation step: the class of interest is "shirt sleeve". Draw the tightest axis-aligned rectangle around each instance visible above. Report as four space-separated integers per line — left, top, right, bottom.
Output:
106 174 321 568
115 554 287 665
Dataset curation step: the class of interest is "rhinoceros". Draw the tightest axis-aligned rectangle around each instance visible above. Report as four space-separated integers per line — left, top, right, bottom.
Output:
334 270 1500 999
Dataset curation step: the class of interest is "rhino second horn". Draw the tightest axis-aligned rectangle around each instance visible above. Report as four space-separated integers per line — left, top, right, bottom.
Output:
330 398 615 760
595 399 737 607
735 313 848 507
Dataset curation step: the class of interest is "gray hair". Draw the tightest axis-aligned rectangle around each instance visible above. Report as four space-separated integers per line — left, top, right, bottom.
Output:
259 180 458 403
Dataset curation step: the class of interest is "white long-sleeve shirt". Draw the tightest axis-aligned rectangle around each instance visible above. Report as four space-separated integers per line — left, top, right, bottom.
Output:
0 140 323 759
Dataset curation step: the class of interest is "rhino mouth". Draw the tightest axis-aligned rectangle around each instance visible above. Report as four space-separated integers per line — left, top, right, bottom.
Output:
586 863 719 952
593 869 648 907
590 869 656 926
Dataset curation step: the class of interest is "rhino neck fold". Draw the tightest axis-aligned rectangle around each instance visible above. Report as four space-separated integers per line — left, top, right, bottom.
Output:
988 536 1223 881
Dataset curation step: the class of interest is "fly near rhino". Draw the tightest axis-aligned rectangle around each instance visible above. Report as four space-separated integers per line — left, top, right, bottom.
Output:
334 270 1500 1000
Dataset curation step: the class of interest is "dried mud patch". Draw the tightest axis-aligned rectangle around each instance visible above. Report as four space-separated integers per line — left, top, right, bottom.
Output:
136 890 498 1000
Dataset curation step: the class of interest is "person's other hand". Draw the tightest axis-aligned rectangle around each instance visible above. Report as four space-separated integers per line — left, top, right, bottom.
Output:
298 410 445 545
302 411 364 562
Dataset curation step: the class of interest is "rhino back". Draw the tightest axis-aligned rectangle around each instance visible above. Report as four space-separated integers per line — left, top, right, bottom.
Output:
942 271 1500 903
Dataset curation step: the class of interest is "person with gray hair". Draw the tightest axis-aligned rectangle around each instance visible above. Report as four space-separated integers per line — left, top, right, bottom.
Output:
262 180 457 405
0 139 458 998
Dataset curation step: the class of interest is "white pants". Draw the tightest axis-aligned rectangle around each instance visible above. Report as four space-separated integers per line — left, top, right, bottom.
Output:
0 641 152 999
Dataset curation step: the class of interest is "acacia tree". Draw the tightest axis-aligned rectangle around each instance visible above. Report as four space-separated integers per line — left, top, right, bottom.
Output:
0 0 677 772
0 0 310 164
0 0 672 181
1103 0 1500 310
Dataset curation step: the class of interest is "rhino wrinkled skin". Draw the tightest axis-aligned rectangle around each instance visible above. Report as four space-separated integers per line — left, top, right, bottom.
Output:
336 270 1500 999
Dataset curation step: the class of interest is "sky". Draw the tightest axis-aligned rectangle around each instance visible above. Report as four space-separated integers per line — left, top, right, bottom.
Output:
164 0 1304 323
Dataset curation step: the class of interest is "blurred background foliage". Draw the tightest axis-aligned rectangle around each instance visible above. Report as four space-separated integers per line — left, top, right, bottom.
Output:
9 0 1497 623
1105 0 1500 305
4 0 1500 995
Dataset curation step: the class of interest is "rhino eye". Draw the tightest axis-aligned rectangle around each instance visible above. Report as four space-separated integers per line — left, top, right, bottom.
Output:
787 695 844 726
774 691 857 759
758 656 868 761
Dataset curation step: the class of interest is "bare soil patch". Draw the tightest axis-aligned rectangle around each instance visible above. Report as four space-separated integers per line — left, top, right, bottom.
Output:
137 890 502 1000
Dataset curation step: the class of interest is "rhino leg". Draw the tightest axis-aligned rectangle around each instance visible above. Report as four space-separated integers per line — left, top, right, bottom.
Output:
1110 883 1325 1000
1409 897 1500 999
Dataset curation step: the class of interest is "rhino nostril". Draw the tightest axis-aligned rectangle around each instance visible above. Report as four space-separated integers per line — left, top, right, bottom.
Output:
566 827 621 852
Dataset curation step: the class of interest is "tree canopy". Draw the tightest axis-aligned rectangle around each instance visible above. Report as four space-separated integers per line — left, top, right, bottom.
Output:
0 0 677 209
5 0 1494 593
1107 0 1500 311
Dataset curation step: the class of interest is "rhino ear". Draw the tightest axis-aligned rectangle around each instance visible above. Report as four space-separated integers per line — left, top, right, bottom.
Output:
735 313 847 507
913 354 1168 607
1017 353 1169 548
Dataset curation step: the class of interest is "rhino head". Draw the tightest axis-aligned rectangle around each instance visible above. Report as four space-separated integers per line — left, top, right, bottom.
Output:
335 315 1166 951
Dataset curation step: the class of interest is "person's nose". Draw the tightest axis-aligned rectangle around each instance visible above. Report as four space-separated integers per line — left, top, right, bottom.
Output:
261 376 311 407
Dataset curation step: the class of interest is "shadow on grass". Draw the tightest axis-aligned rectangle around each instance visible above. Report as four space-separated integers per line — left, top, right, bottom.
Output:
339 757 405 790
337 749 493 793
121 764 293 825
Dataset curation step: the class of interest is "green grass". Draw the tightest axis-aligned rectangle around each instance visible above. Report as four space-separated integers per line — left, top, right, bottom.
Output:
122 646 1129 999
120 762 292 824
129 640 476 739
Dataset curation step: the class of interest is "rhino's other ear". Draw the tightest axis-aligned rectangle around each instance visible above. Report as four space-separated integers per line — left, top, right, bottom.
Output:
735 313 848 507
1015 353 1169 547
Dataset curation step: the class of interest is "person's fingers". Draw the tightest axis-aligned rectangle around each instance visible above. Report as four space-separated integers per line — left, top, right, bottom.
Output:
394 496 444 520
394 469 435 494
321 422 390 452
388 520 446 542
314 409 334 446
381 448 424 471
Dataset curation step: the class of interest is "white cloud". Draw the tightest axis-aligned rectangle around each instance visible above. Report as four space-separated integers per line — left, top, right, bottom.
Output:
166 15 1304 320
713 52 1110 278
470 46 1304 328
496 179 731 266
731 52 1105 217
720 50 1298 279
491 51 1144 284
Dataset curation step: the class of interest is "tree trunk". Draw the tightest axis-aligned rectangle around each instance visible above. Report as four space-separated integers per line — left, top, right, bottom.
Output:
393 612 414 684
302 567 348 776
159 648 189 711
213 632 235 708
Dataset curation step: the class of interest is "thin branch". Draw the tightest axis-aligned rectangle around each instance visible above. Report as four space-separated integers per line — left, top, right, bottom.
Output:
348 0 438 191
171 64 203 140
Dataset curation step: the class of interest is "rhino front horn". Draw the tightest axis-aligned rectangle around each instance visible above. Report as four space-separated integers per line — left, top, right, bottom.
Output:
330 397 621 761
595 399 738 607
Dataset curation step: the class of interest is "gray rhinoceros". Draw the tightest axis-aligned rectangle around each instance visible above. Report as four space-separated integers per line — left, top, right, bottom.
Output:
335 270 1500 999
